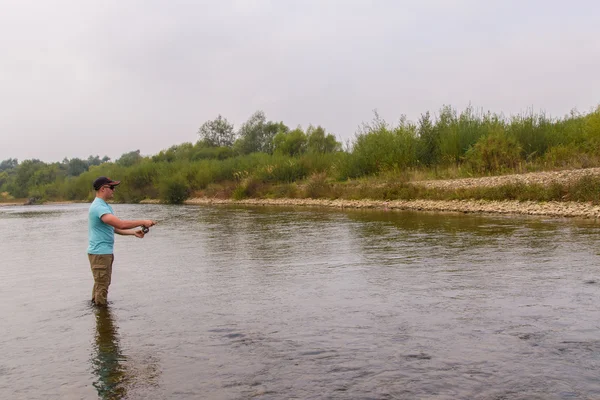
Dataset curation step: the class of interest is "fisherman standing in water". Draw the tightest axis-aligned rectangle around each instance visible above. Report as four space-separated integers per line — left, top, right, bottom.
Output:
88 177 156 306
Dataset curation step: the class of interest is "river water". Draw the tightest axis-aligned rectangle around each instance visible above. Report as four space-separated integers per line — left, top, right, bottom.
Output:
1 203 600 399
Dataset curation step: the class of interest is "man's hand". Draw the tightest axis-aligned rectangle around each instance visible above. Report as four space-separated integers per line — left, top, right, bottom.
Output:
134 229 145 238
144 220 157 227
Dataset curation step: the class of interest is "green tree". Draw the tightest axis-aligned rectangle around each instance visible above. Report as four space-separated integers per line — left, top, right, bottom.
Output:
273 128 307 156
87 155 108 167
417 111 438 166
0 158 18 172
197 115 236 147
66 158 89 176
235 111 287 155
436 106 461 165
306 126 341 153
32 163 63 186
116 150 142 167
8 159 45 197
0 171 9 188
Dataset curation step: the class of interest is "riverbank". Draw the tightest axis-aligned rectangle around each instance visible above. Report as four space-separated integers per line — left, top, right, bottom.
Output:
184 197 600 219
3 168 600 219
185 167 600 219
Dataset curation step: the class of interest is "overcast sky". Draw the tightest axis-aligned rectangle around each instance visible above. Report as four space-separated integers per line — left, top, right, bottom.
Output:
1 0 599 163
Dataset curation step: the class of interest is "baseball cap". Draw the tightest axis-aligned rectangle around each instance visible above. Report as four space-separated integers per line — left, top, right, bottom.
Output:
93 176 121 191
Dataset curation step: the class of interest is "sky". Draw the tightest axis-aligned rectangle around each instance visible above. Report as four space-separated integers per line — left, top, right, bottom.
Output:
1 0 599 163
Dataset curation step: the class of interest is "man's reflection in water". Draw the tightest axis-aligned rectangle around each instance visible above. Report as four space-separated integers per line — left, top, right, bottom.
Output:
91 306 128 399
91 306 160 399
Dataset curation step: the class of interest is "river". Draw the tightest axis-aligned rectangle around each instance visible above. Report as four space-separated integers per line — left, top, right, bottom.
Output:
1 203 599 399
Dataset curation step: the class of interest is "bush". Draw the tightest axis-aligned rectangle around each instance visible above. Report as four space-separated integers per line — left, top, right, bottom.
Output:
232 177 262 200
159 175 190 204
303 172 330 198
265 183 299 199
253 157 308 183
465 131 521 173
543 145 584 168
568 175 600 203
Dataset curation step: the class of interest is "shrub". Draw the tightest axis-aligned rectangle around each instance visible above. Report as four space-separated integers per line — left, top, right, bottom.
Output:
465 131 521 173
232 177 262 200
159 175 190 204
543 145 584 168
265 183 299 199
303 172 330 198
569 175 600 203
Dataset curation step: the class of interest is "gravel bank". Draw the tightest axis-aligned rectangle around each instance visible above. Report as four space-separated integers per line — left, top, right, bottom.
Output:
185 197 600 219
186 168 600 219
413 167 600 190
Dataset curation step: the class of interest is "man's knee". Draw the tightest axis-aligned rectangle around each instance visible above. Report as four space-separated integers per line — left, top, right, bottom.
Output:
92 266 110 284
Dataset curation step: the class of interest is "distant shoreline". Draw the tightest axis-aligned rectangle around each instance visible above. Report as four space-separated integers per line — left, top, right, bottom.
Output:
183 197 600 219
3 167 600 219
0 201 77 207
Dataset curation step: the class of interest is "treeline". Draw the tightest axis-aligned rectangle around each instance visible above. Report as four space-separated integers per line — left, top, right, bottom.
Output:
1 106 599 204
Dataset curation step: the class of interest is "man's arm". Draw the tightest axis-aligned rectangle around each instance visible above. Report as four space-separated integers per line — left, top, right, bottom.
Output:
101 214 155 230
115 228 145 238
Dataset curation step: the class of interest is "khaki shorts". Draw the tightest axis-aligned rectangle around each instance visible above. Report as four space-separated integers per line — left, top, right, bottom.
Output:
88 254 114 306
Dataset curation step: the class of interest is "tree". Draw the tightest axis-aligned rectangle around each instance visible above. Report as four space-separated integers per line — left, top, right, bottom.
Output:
116 150 142 167
416 111 439 166
66 158 88 176
273 128 307 156
8 159 44 198
235 111 287 155
87 155 107 167
0 171 8 188
306 125 341 153
197 115 236 147
0 158 18 172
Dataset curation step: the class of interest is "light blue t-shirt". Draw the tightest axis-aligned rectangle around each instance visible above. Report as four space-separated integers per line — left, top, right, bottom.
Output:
88 197 115 254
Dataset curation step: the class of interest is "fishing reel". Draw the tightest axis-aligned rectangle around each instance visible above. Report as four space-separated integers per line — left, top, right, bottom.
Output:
141 226 150 234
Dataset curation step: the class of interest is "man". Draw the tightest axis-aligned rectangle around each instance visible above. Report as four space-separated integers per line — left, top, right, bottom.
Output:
88 176 156 306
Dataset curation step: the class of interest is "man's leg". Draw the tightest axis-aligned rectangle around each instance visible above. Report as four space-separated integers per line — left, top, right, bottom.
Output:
88 254 114 306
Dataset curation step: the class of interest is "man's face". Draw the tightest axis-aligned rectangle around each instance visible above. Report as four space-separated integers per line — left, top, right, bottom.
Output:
101 185 116 199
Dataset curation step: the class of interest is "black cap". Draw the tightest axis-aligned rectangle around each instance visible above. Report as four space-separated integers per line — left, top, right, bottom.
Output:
93 176 121 191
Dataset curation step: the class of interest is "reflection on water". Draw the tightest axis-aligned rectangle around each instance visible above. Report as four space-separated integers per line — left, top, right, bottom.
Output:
90 306 161 399
91 307 128 399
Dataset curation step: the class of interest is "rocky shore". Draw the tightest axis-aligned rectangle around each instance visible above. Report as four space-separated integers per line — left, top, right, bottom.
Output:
186 168 600 219
413 167 600 190
185 197 600 219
